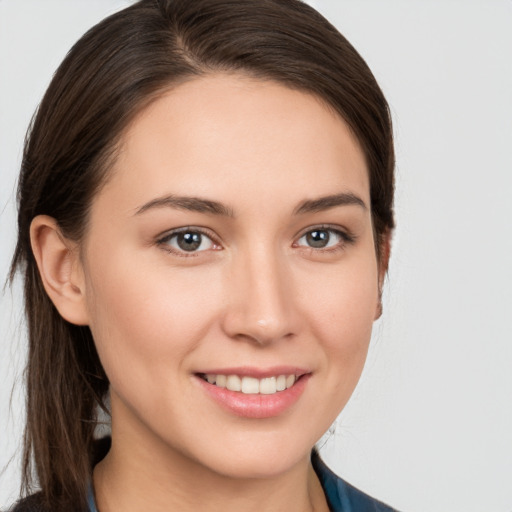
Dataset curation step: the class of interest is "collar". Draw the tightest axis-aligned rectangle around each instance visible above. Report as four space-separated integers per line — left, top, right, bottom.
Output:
87 483 98 512
311 449 397 511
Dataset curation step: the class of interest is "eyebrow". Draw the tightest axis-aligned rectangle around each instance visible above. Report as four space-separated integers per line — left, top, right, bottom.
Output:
135 194 235 217
134 191 366 217
293 192 367 215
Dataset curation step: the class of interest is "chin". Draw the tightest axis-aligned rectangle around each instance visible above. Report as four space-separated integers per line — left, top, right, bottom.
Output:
181 430 316 481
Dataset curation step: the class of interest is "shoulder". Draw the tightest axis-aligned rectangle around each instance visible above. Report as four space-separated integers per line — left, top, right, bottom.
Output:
7 438 110 512
312 450 399 512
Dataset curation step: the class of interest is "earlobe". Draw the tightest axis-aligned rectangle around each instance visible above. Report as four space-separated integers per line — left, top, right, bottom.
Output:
30 215 89 326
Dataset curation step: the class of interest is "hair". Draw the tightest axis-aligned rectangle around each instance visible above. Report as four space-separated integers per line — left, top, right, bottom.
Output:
9 0 394 510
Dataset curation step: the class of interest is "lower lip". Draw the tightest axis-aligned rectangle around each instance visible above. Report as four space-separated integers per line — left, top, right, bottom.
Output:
195 374 310 419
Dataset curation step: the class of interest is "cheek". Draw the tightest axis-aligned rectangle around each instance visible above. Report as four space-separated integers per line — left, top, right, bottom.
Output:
306 253 378 339
280 251 380 440
302 252 379 384
82 246 224 389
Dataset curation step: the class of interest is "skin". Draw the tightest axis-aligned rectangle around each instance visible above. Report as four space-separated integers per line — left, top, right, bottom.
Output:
31 74 389 512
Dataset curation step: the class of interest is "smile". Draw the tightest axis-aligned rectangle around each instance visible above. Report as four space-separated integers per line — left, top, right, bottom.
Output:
195 369 310 419
199 373 297 395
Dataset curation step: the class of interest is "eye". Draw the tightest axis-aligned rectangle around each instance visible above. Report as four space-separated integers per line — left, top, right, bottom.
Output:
295 227 352 251
158 228 219 255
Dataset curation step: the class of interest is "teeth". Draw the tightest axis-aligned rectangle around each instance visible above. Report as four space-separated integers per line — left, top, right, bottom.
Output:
276 375 286 391
259 377 276 395
241 377 259 394
216 374 226 388
204 373 298 395
226 375 241 392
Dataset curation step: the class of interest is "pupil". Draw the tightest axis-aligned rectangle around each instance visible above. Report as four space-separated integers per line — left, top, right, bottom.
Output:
177 232 201 251
306 230 329 248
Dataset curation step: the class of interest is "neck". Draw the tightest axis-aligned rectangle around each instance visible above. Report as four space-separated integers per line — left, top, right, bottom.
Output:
93 435 327 512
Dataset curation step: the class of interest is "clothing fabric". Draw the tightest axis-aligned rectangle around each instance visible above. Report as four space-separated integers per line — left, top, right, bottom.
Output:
311 450 397 511
11 441 398 511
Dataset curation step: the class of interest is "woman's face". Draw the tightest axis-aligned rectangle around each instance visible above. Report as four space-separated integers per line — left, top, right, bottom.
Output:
80 74 383 478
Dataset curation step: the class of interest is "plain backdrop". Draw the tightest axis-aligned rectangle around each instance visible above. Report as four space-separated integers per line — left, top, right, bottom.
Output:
1 1 511 511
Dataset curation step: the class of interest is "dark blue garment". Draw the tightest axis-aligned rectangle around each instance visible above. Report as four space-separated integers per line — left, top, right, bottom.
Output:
311 450 398 511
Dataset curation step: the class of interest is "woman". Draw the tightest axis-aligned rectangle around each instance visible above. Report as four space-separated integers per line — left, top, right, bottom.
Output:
9 0 395 510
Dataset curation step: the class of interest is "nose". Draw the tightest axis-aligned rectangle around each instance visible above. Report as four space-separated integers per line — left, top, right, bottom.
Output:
221 245 300 346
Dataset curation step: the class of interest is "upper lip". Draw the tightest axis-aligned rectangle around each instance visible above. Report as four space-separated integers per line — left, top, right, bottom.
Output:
195 366 311 379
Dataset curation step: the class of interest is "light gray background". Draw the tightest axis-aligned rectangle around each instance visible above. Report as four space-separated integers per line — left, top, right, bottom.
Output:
1 1 511 511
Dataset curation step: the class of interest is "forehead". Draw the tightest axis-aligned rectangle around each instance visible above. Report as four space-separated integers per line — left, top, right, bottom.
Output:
98 74 369 214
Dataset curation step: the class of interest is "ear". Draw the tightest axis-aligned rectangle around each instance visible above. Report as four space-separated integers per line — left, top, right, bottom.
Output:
30 215 89 326
375 229 392 320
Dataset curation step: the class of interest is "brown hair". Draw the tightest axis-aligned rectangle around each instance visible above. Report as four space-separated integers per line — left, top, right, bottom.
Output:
10 0 394 510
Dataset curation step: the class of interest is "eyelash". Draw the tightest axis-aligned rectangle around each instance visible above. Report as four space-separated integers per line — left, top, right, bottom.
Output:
293 225 356 255
156 225 356 257
156 227 220 258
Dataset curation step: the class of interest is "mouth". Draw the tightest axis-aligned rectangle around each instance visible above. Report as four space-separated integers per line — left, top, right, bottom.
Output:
197 373 299 395
194 368 311 419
